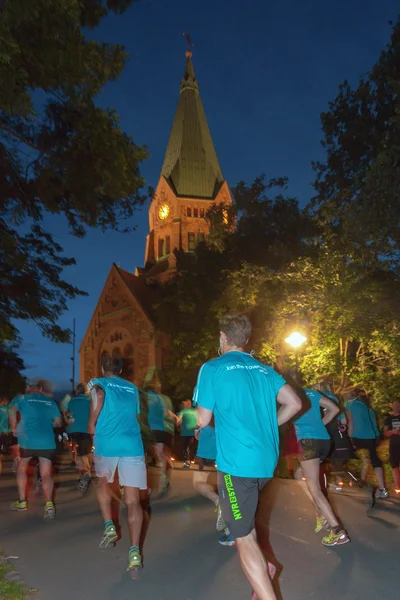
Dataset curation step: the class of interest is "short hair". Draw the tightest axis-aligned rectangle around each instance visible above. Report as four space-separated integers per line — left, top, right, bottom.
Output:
102 354 124 375
37 379 54 395
219 314 252 348
75 383 86 395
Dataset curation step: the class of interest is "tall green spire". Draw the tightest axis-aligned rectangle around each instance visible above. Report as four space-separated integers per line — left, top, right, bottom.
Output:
161 51 224 199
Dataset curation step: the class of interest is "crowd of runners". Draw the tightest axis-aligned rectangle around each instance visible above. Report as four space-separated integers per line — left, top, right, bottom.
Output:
0 314 399 600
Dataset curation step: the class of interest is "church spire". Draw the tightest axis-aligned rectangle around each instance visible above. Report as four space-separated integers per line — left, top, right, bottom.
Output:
161 47 224 199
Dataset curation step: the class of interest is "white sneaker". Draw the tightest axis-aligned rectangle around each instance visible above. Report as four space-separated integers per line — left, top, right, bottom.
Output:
375 488 389 499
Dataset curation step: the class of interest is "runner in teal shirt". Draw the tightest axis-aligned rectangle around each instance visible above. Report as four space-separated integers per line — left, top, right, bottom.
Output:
10 392 61 450
67 392 91 434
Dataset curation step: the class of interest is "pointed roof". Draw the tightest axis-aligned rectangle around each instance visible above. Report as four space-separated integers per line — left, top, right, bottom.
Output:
161 51 224 200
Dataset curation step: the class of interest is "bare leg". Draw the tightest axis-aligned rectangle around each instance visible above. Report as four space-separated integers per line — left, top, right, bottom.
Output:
294 465 314 502
17 457 31 500
193 470 218 504
124 486 143 548
300 459 339 528
0 453 3 475
97 476 113 522
393 467 400 489
39 457 54 502
76 454 91 476
236 529 276 600
359 453 369 482
155 443 167 474
374 466 385 490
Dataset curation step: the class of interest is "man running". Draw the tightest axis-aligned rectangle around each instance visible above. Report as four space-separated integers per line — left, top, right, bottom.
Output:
65 383 92 492
384 401 400 492
294 387 350 546
177 400 197 468
147 387 176 492
8 379 61 519
194 314 302 600
88 355 146 573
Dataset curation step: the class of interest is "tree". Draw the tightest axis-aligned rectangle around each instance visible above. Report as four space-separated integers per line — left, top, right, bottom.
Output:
0 343 26 399
0 0 147 343
312 17 400 262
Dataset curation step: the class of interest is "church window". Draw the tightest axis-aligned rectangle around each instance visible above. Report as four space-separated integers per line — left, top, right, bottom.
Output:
198 232 205 243
187 207 192 217
193 208 198 218
166 236 171 254
158 238 165 258
188 232 195 251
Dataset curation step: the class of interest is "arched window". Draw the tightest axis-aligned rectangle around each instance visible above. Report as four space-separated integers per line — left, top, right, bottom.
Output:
187 207 192 217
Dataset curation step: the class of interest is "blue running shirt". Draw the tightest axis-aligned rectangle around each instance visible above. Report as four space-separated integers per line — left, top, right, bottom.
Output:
294 389 330 441
67 394 91 434
147 391 166 431
196 425 216 460
345 398 379 439
0 404 10 433
89 376 144 457
194 351 286 478
11 393 60 450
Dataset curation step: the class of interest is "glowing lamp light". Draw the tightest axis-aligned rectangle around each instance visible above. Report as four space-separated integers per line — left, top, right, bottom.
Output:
395 489 400 495
171 457 175 462
285 332 307 349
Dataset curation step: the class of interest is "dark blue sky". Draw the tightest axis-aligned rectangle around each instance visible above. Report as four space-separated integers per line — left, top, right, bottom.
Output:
17 0 399 391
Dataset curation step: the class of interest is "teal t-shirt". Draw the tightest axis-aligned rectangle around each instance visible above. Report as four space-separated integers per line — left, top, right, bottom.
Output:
294 388 330 441
321 390 344 421
194 351 286 478
88 376 144 457
147 391 166 431
345 398 379 439
196 425 216 460
178 408 197 437
67 394 90 434
11 393 60 450
0 404 10 433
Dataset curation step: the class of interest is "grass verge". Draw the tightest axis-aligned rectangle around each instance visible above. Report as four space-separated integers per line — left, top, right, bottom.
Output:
0 555 33 600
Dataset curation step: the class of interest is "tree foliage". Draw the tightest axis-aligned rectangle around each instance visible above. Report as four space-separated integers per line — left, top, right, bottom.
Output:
0 0 146 343
0 343 26 399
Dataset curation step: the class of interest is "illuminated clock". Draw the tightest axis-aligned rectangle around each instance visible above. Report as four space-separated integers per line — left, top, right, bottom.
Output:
158 204 170 220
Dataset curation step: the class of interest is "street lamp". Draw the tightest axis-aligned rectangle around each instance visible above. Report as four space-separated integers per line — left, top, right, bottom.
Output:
285 331 307 373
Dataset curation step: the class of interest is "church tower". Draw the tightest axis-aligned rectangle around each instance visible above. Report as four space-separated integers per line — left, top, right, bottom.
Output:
79 49 232 388
143 48 233 280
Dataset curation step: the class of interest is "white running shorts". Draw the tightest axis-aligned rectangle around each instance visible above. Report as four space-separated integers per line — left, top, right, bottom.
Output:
94 455 147 489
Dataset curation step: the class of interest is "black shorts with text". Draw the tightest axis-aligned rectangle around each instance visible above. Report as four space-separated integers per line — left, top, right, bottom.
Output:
299 438 331 462
218 472 270 539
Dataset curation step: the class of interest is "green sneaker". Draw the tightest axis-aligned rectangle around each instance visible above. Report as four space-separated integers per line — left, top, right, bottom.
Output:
315 514 328 533
99 523 118 548
10 499 27 512
127 547 142 571
322 529 350 547
44 501 56 520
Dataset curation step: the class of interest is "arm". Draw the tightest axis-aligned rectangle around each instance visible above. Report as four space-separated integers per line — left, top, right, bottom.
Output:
320 395 340 426
53 416 62 428
88 386 105 435
197 406 213 429
8 404 18 434
346 410 354 437
276 385 302 426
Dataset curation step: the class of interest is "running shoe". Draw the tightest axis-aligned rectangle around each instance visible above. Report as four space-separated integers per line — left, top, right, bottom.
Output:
127 547 142 571
183 460 191 469
77 473 91 493
322 529 350 547
215 501 225 531
374 488 389 499
99 523 118 548
10 499 27 512
44 501 56 520
315 515 329 533
218 532 235 547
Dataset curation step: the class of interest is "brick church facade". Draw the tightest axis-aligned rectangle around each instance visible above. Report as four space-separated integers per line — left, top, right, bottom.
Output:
79 50 232 390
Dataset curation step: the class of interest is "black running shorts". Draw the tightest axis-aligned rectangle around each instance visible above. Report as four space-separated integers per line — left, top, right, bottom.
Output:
352 437 382 469
218 472 270 539
299 438 331 462
389 443 400 469
69 432 92 456
20 448 55 461
0 433 10 454
151 430 173 448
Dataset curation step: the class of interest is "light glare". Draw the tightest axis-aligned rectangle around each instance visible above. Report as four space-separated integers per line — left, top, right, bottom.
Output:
285 332 307 348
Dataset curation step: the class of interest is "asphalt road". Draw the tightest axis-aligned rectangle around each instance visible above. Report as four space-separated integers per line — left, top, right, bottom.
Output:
0 459 399 600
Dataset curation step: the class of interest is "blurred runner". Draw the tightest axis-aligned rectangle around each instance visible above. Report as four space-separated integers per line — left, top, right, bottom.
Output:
147 388 176 492
65 383 92 492
384 400 400 491
177 400 197 468
88 355 147 574
0 396 11 475
8 379 61 519
195 314 302 600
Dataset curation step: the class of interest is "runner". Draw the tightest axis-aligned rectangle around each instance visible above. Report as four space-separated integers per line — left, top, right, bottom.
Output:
65 383 92 492
295 387 351 547
383 401 400 492
194 314 302 600
8 379 61 519
0 396 11 475
177 400 197 468
146 387 176 492
346 390 388 498
88 355 147 574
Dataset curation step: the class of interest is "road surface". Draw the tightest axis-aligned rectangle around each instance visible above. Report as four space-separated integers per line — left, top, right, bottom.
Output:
0 460 399 600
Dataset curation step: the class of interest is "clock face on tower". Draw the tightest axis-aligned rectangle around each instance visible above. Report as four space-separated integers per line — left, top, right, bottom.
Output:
158 204 170 220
